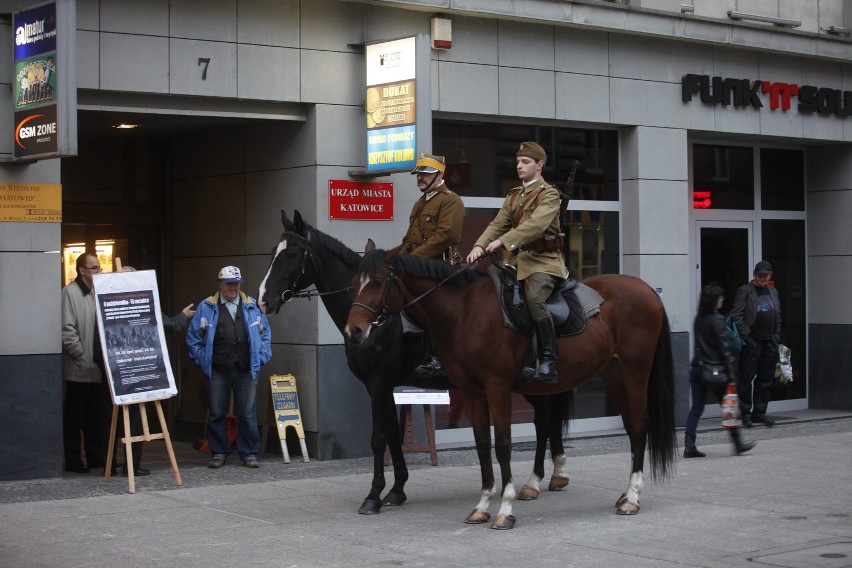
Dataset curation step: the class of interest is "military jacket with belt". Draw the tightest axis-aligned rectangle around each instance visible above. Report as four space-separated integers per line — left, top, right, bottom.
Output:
474 178 567 281
401 182 465 260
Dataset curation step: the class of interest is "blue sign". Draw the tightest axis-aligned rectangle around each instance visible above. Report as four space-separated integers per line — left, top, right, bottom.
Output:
14 3 57 60
366 125 416 172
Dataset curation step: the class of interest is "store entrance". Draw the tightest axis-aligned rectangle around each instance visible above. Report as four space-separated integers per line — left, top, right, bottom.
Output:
696 221 752 313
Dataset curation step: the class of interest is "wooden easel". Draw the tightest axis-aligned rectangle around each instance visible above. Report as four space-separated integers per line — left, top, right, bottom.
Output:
384 404 438 466
104 400 182 493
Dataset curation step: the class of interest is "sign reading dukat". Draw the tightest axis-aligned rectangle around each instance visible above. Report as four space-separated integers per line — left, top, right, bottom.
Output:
328 180 394 221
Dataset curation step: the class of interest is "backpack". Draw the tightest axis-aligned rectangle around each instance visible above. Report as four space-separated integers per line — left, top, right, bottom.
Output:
725 314 743 352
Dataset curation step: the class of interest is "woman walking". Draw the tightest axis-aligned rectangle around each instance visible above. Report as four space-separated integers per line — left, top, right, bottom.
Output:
685 284 756 458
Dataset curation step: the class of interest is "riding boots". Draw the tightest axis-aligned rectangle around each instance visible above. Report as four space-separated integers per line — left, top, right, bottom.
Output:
729 428 756 455
414 333 444 379
683 434 706 458
414 354 443 379
522 317 559 384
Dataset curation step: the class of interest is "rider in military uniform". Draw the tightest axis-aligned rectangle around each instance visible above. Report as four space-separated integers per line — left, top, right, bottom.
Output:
466 141 567 383
402 153 465 378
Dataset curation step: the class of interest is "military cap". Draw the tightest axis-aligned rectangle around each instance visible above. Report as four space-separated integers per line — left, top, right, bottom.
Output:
516 141 547 164
411 153 446 174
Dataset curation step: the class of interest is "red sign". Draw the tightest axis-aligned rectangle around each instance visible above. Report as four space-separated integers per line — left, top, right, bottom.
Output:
329 180 394 221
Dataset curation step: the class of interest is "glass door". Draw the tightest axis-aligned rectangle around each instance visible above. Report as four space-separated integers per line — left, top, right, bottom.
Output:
696 221 752 313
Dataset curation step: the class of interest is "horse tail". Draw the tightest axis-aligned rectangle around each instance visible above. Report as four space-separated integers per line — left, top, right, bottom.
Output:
555 389 574 439
646 308 676 481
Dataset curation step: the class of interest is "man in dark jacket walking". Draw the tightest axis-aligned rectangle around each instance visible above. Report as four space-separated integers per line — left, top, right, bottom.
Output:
730 260 782 427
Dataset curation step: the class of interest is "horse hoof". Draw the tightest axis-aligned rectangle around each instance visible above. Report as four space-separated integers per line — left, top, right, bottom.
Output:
615 493 627 508
464 509 491 524
517 485 540 501
491 514 517 530
616 501 640 515
548 476 570 491
381 491 407 507
358 499 382 515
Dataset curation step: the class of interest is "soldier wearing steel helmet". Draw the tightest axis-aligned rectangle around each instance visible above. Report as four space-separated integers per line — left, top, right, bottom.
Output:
402 153 465 379
467 141 567 384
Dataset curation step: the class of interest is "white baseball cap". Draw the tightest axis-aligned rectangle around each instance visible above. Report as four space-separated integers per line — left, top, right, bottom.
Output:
218 265 242 283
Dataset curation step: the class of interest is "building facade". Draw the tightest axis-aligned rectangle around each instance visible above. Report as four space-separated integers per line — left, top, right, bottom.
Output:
1 0 849 480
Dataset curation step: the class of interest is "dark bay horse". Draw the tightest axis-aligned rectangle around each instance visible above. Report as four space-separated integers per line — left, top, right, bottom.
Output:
345 245 676 529
258 211 571 514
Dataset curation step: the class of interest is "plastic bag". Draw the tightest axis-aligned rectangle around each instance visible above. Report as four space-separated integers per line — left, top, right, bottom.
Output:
721 382 741 428
775 344 793 384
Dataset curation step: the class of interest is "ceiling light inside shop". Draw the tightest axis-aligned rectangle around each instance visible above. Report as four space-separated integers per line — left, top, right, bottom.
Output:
113 123 138 129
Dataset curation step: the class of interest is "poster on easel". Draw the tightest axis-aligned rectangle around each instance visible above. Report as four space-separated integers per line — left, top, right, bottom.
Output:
93 269 177 404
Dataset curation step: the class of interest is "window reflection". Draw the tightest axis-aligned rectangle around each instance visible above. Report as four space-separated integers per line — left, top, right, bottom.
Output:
693 144 754 209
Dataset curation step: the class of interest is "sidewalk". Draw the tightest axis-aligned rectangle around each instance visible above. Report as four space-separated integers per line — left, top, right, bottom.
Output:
1 410 850 567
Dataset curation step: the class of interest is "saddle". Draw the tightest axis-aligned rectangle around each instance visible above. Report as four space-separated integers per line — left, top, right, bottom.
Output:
486 264 603 337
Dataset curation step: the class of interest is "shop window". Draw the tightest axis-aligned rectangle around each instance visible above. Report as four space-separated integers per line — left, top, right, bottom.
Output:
760 148 805 211
693 144 754 209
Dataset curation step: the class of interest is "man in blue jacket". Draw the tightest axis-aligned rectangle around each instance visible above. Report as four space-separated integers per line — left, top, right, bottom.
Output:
186 266 272 469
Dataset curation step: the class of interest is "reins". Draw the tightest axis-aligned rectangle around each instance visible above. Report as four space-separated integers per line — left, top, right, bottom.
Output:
352 253 492 328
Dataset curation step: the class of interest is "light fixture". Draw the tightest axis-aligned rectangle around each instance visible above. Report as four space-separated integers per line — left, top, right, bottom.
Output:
680 4 694 14
113 123 138 129
823 25 850 37
727 11 801 28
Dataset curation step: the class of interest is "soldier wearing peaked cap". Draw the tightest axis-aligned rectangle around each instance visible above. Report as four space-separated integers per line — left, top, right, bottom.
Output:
466 141 567 384
403 153 465 379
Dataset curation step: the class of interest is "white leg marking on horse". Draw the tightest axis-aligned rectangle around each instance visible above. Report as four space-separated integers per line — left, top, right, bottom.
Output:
552 454 568 479
524 473 542 491
475 486 497 514
624 471 644 505
258 239 287 304
497 483 516 519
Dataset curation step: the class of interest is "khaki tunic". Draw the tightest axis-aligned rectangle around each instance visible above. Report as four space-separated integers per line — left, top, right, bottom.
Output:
401 183 465 260
474 178 567 281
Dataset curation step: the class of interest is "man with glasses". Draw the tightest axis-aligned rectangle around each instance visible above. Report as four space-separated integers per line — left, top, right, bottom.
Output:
730 260 782 427
61 253 112 473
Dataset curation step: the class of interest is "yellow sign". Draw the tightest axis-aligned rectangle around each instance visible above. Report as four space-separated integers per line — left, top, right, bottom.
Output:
269 374 309 463
0 182 61 222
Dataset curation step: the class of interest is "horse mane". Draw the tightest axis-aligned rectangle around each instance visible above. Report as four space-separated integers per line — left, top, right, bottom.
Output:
303 224 361 269
392 252 481 284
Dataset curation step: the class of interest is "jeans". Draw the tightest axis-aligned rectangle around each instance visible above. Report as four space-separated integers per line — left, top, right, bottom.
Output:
208 365 260 460
738 337 778 417
685 365 726 437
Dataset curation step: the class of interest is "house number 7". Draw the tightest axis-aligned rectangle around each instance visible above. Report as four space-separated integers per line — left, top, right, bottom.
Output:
198 58 211 80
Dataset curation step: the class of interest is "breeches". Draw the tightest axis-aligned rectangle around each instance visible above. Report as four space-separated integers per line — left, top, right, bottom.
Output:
523 272 560 321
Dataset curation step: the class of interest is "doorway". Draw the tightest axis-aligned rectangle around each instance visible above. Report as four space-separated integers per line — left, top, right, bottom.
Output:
696 221 752 314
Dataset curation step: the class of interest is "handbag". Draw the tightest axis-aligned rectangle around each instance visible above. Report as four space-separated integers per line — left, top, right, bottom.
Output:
725 314 743 352
700 361 729 386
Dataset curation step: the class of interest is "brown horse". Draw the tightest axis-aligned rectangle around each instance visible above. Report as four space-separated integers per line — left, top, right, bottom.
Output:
344 244 676 529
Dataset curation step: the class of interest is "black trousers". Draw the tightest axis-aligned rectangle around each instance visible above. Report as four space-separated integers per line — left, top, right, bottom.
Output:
738 336 778 417
63 380 112 467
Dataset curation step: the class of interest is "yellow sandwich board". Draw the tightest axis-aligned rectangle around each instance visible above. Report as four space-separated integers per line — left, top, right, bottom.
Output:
269 374 309 463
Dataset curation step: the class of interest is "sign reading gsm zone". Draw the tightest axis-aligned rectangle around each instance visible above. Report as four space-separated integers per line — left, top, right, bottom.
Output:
14 107 58 157
682 74 850 118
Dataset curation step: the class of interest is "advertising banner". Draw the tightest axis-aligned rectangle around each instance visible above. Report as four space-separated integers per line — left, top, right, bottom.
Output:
93 270 177 404
365 37 418 173
12 0 77 161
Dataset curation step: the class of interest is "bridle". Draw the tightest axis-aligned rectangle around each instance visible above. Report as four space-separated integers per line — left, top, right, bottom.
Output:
350 255 483 328
274 230 352 306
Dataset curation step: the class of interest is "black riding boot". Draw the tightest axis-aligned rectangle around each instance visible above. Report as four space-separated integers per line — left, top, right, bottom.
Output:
414 334 444 379
729 428 756 455
683 434 706 458
522 318 559 384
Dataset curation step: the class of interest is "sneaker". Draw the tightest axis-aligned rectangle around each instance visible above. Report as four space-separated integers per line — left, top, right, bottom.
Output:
208 455 226 469
243 457 260 469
